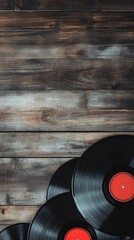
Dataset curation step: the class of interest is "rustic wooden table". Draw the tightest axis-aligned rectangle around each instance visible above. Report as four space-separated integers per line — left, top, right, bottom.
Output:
0 0 134 231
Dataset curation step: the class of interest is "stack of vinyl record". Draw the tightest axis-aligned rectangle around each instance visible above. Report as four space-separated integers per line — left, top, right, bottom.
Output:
0 135 134 240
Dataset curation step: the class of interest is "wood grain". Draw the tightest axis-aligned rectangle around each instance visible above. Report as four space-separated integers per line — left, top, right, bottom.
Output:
0 132 133 158
0 0 95 10
0 30 133 47
0 12 133 30
0 90 133 131
0 158 70 205
0 0 134 10
0 12 133 90
1 43 133 58
0 205 39 231
0 58 133 90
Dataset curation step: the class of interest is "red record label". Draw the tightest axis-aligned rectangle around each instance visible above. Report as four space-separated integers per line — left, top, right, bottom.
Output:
64 228 92 240
109 172 134 202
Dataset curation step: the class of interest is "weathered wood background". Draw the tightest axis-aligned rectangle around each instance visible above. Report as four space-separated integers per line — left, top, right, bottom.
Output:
0 0 134 231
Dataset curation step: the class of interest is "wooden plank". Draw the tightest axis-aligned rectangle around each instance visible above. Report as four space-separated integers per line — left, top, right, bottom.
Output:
1 30 133 58
0 12 133 90
95 0 134 11
0 30 133 47
0 0 133 10
0 0 96 10
0 206 39 231
0 12 133 30
0 90 133 131
0 132 133 158
0 30 133 58
0 158 70 205
0 58 133 90
1 42 133 58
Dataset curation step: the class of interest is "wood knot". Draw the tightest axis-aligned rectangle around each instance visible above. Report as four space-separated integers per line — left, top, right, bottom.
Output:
1 209 5 214
42 112 50 122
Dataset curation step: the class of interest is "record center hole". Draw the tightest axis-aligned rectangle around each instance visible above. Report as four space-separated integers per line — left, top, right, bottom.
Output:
64 227 92 240
109 172 134 202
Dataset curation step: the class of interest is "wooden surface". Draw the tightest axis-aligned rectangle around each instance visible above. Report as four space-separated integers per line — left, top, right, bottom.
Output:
0 91 133 131
0 0 134 232
0 0 133 10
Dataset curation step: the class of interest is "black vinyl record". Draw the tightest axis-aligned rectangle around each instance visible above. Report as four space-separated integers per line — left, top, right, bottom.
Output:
72 135 134 236
28 193 120 240
46 158 78 200
0 223 29 240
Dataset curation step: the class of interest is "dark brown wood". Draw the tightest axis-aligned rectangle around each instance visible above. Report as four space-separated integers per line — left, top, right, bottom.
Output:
95 0 134 11
0 12 133 30
0 205 39 231
0 158 70 205
0 12 133 90
0 90 133 131
0 58 134 90
0 30 133 46
0 0 134 10
1 0 95 10
0 132 133 158
1 42 133 58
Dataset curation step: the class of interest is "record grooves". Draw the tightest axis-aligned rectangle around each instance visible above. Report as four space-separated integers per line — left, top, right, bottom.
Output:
0 223 29 240
28 193 120 240
1 134 133 240
72 135 134 235
46 158 78 200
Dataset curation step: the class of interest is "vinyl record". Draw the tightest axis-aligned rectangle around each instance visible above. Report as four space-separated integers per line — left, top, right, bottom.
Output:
0 223 29 240
28 192 120 240
72 135 134 236
46 158 78 200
